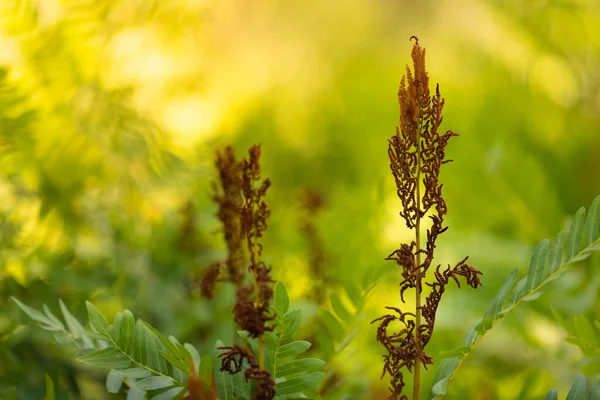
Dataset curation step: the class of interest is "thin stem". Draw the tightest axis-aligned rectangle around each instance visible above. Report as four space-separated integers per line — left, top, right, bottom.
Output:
413 121 423 400
258 336 265 370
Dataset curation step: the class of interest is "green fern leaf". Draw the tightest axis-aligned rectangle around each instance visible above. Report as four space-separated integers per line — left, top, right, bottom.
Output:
547 231 565 276
544 388 558 400
276 358 325 378
584 196 600 247
277 341 311 361
86 301 111 337
566 376 587 400
430 196 600 399
77 347 131 369
566 207 586 260
525 240 549 292
150 387 184 400
481 268 518 328
106 371 124 394
591 381 600 400
275 372 325 396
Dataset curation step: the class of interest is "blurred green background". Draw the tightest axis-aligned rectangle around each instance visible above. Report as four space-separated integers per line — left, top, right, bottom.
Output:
1 0 600 399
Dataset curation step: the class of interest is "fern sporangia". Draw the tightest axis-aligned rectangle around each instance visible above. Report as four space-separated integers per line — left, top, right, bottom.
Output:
372 37 482 400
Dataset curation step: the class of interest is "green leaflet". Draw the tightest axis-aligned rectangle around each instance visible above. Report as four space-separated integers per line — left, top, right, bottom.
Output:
481 269 518 329
77 347 132 369
86 301 111 337
274 281 290 315
14 298 189 398
584 196 600 247
277 341 311 361
430 195 600 399
566 376 587 400
544 389 558 400
566 207 586 260
429 357 460 399
45 375 55 400
592 381 600 400
276 358 325 378
275 372 325 396
134 376 174 391
547 231 565 276
525 240 549 292
150 387 184 400
106 371 124 394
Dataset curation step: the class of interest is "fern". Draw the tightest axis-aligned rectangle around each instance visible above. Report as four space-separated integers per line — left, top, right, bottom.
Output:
430 195 600 399
13 298 200 400
214 281 326 399
545 375 600 400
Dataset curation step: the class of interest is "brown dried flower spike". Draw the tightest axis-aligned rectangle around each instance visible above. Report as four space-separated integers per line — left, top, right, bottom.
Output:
373 37 482 400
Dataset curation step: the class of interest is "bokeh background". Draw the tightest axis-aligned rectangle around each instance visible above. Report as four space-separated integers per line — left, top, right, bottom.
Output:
1 0 600 399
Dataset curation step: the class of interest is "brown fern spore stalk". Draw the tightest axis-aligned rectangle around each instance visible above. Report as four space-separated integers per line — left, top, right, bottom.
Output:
214 144 276 400
373 37 482 400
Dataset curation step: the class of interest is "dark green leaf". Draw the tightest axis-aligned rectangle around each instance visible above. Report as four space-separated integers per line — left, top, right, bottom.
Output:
134 320 149 365
275 372 324 395
483 269 518 322
461 318 482 347
277 341 311 361
126 387 145 400
566 375 586 400
547 231 565 276
112 367 152 379
274 281 290 315
506 277 527 309
276 358 325 378
43 305 65 331
150 387 184 400
134 376 174 391
281 310 302 342
591 381 600 400
184 343 201 376
77 347 131 369
12 298 54 326
119 310 135 356
525 240 549 292
584 196 600 247
544 388 558 400
566 207 586 260
45 375 55 400
106 371 124 394
86 302 111 337
430 357 460 397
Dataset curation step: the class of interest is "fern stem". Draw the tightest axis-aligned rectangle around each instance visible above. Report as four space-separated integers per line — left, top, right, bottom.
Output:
438 237 600 399
258 336 265 370
413 119 423 400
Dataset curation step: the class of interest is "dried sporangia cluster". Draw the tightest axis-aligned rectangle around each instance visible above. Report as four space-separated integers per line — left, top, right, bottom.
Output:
208 144 276 399
218 345 276 400
372 37 482 400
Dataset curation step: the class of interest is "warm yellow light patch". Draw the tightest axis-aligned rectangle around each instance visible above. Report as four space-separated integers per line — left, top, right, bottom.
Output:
530 54 578 107
6 258 27 286
162 95 222 146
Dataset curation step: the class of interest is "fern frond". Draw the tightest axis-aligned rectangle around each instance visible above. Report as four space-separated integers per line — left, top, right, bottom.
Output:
430 195 600 399
13 298 200 400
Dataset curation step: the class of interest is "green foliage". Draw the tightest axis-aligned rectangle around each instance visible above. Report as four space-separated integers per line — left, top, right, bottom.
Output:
214 282 325 399
430 195 600 398
13 298 199 399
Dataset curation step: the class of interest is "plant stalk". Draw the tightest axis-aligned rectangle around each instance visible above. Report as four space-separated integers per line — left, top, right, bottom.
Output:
413 121 423 400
